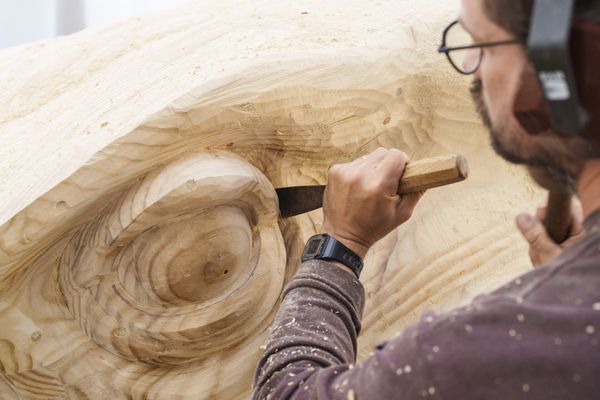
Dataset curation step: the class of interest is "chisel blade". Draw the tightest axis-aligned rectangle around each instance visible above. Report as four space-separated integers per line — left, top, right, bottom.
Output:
275 185 326 218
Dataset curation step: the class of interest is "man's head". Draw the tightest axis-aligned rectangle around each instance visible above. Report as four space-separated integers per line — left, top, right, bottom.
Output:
460 0 600 190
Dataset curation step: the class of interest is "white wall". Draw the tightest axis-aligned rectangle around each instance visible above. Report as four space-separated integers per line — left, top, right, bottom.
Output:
0 0 190 49
84 0 189 28
0 0 57 49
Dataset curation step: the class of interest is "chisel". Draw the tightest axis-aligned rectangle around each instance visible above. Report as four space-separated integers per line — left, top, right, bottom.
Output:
276 154 469 218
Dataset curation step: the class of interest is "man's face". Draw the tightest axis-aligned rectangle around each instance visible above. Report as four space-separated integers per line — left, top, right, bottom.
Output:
459 0 581 186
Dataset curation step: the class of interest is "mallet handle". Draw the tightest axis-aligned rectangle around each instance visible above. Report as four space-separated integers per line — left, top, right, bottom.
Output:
543 191 573 244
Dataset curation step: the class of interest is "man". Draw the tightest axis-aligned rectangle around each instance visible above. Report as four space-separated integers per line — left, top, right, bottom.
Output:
253 0 600 398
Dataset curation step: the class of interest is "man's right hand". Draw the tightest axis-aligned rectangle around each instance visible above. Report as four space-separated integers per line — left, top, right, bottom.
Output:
516 199 584 267
321 147 425 259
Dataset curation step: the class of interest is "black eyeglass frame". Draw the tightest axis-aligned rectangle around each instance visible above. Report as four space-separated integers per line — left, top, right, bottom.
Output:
438 20 521 75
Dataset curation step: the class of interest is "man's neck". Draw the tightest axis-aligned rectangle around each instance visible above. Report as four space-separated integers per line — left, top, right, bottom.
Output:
577 159 600 219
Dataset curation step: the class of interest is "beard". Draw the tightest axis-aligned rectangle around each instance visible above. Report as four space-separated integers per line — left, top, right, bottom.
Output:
470 79 521 163
469 79 577 191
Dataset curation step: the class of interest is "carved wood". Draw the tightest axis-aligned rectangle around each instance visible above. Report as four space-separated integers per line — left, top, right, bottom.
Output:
0 0 543 398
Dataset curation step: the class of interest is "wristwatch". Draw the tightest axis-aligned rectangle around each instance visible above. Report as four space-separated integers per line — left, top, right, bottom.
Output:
301 234 363 278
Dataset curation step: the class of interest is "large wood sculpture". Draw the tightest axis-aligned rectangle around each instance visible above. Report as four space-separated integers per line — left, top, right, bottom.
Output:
0 0 544 398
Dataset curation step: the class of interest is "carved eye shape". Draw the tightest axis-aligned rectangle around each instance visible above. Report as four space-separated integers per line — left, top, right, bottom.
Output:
119 206 256 306
59 152 285 365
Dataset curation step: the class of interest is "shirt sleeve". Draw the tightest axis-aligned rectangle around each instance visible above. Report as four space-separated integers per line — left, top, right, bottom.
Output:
252 260 438 400
253 243 600 400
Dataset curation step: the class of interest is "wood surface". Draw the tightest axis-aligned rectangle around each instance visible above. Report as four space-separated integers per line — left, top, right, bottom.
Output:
0 0 544 398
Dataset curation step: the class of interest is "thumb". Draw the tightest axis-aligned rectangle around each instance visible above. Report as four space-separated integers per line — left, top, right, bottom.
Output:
516 213 561 267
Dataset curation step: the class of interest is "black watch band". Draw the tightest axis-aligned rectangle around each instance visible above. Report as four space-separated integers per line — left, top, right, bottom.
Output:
301 234 363 278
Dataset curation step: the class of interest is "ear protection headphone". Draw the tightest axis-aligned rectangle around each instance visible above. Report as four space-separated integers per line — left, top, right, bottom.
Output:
523 0 600 137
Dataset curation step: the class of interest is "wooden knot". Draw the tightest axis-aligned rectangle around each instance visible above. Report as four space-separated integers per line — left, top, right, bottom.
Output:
58 152 285 365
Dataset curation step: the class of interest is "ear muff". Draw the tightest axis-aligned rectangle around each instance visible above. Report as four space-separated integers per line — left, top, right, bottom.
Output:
571 17 600 139
514 0 593 137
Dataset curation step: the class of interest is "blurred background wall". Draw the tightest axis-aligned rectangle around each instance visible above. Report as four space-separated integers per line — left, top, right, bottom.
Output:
0 0 190 49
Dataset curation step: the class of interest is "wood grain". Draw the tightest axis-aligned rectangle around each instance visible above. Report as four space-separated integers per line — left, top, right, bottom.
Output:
0 0 545 398
58 152 284 365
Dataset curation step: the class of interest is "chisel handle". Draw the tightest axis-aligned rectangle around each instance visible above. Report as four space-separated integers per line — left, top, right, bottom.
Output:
398 154 469 194
276 154 469 218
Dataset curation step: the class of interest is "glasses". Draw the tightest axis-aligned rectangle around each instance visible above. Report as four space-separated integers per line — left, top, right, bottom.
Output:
438 20 521 75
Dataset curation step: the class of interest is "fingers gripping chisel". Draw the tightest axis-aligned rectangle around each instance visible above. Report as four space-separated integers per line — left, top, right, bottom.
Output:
276 154 469 218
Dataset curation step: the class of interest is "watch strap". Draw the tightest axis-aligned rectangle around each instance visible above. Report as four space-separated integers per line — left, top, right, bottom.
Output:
301 234 363 278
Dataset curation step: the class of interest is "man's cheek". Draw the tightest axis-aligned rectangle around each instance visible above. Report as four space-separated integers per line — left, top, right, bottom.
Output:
485 80 512 128
482 88 500 126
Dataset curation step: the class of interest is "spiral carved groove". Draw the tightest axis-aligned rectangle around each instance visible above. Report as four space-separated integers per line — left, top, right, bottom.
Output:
58 152 285 365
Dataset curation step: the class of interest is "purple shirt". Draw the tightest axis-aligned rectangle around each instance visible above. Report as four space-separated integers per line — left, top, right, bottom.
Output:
253 210 600 399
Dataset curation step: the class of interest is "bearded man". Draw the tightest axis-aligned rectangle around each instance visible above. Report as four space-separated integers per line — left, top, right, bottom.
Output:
253 1 600 398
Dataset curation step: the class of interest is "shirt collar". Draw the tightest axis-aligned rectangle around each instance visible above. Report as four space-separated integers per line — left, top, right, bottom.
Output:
583 208 600 234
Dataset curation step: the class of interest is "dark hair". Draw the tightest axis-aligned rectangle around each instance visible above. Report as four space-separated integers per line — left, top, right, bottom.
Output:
483 0 600 40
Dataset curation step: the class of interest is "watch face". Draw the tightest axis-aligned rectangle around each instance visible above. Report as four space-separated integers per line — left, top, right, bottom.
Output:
304 236 325 257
